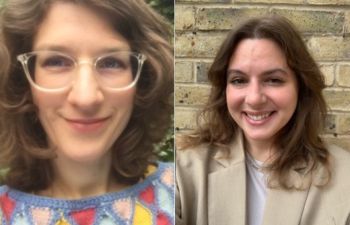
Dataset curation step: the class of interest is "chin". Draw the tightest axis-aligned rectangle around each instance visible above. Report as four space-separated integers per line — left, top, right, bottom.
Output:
245 132 275 143
56 144 110 163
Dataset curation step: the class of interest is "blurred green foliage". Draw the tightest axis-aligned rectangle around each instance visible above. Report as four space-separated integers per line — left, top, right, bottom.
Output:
147 0 174 162
155 117 174 162
146 0 174 24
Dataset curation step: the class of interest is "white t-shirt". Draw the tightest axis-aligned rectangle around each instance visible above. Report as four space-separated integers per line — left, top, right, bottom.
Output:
245 153 267 225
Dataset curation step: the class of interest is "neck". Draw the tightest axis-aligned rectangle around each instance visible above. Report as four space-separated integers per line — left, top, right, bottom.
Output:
39 154 127 199
244 137 276 162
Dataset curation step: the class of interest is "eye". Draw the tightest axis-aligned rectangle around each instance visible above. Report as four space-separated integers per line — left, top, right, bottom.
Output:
40 55 73 70
229 77 248 85
265 78 285 85
97 56 127 70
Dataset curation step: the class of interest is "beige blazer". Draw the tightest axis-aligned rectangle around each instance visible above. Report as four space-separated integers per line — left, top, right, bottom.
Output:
176 135 350 225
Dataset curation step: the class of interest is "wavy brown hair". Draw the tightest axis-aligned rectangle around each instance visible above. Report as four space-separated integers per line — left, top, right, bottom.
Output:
0 0 173 192
179 15 330 190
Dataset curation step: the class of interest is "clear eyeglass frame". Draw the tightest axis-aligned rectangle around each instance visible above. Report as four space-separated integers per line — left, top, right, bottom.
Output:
16 50 147 92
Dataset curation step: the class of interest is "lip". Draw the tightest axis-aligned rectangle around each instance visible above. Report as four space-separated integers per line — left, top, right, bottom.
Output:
243 111 275 126
65 117 109 133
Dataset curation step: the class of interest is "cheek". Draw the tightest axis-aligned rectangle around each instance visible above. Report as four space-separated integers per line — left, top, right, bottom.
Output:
31 89 63 116
273 87 298 114
226 86 243 112
110 89 135 108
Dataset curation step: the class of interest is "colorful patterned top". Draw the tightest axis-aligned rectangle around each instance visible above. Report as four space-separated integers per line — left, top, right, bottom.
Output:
0 162 174 225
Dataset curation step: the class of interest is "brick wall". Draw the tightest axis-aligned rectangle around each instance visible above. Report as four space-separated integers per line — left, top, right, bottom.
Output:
175 0 350 150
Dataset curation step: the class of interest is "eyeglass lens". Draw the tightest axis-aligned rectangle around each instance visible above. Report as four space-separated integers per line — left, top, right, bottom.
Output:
25 51 140 89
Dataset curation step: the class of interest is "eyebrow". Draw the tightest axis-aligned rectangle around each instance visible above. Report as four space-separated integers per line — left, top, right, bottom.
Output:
227 68 289 77
34 45 71 52
33 45 130 54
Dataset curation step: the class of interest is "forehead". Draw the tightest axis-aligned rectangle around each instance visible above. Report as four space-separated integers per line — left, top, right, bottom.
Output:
231 38 285 61
32 1 130 53
228 38 289 71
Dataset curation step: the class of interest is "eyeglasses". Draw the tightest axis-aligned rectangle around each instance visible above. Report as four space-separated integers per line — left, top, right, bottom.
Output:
17 50 147 92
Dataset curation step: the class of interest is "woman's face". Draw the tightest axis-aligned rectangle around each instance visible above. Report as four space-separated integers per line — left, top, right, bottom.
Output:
31 2 135 163
226 38 298 146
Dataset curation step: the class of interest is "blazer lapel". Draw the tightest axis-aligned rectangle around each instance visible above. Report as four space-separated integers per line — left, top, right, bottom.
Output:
262 159 313 225
208 133 247 225
262 186 310 225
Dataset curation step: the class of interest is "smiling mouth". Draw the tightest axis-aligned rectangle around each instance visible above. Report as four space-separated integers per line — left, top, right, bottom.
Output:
65 117 109 132
67 118 108 124
244 112 274 121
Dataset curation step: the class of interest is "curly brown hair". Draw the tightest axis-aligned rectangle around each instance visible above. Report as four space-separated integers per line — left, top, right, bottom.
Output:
0 0 173 192
179 15 330 190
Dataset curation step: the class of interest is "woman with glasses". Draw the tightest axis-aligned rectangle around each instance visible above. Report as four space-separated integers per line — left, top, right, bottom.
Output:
0 0 174 224
176 16 350 225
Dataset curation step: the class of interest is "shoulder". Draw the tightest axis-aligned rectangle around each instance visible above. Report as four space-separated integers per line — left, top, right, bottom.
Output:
154 161 175 188
176 143 213 169
176 142 227 192
0 185 12 218
0 185 7 194
0 185 9 199
176 143 212 185
328 144 350 162
177 132 245 170
145 162 174 204
309 145 350 188
143 162 174 224
176 143 217 184
176 145 213 225
176 137 244 175
306 145 350 221
328 145 350 182
312 145 350 200
142 162 174 191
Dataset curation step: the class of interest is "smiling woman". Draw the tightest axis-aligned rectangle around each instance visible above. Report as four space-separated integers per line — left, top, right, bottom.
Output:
176 15 350 225
0 0 174 224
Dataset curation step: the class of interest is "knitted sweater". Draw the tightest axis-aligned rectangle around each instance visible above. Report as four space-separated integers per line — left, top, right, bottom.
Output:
0 162 174 225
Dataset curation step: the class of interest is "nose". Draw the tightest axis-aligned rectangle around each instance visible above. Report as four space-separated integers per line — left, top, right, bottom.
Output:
67 63 103 113
245 81 267 107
